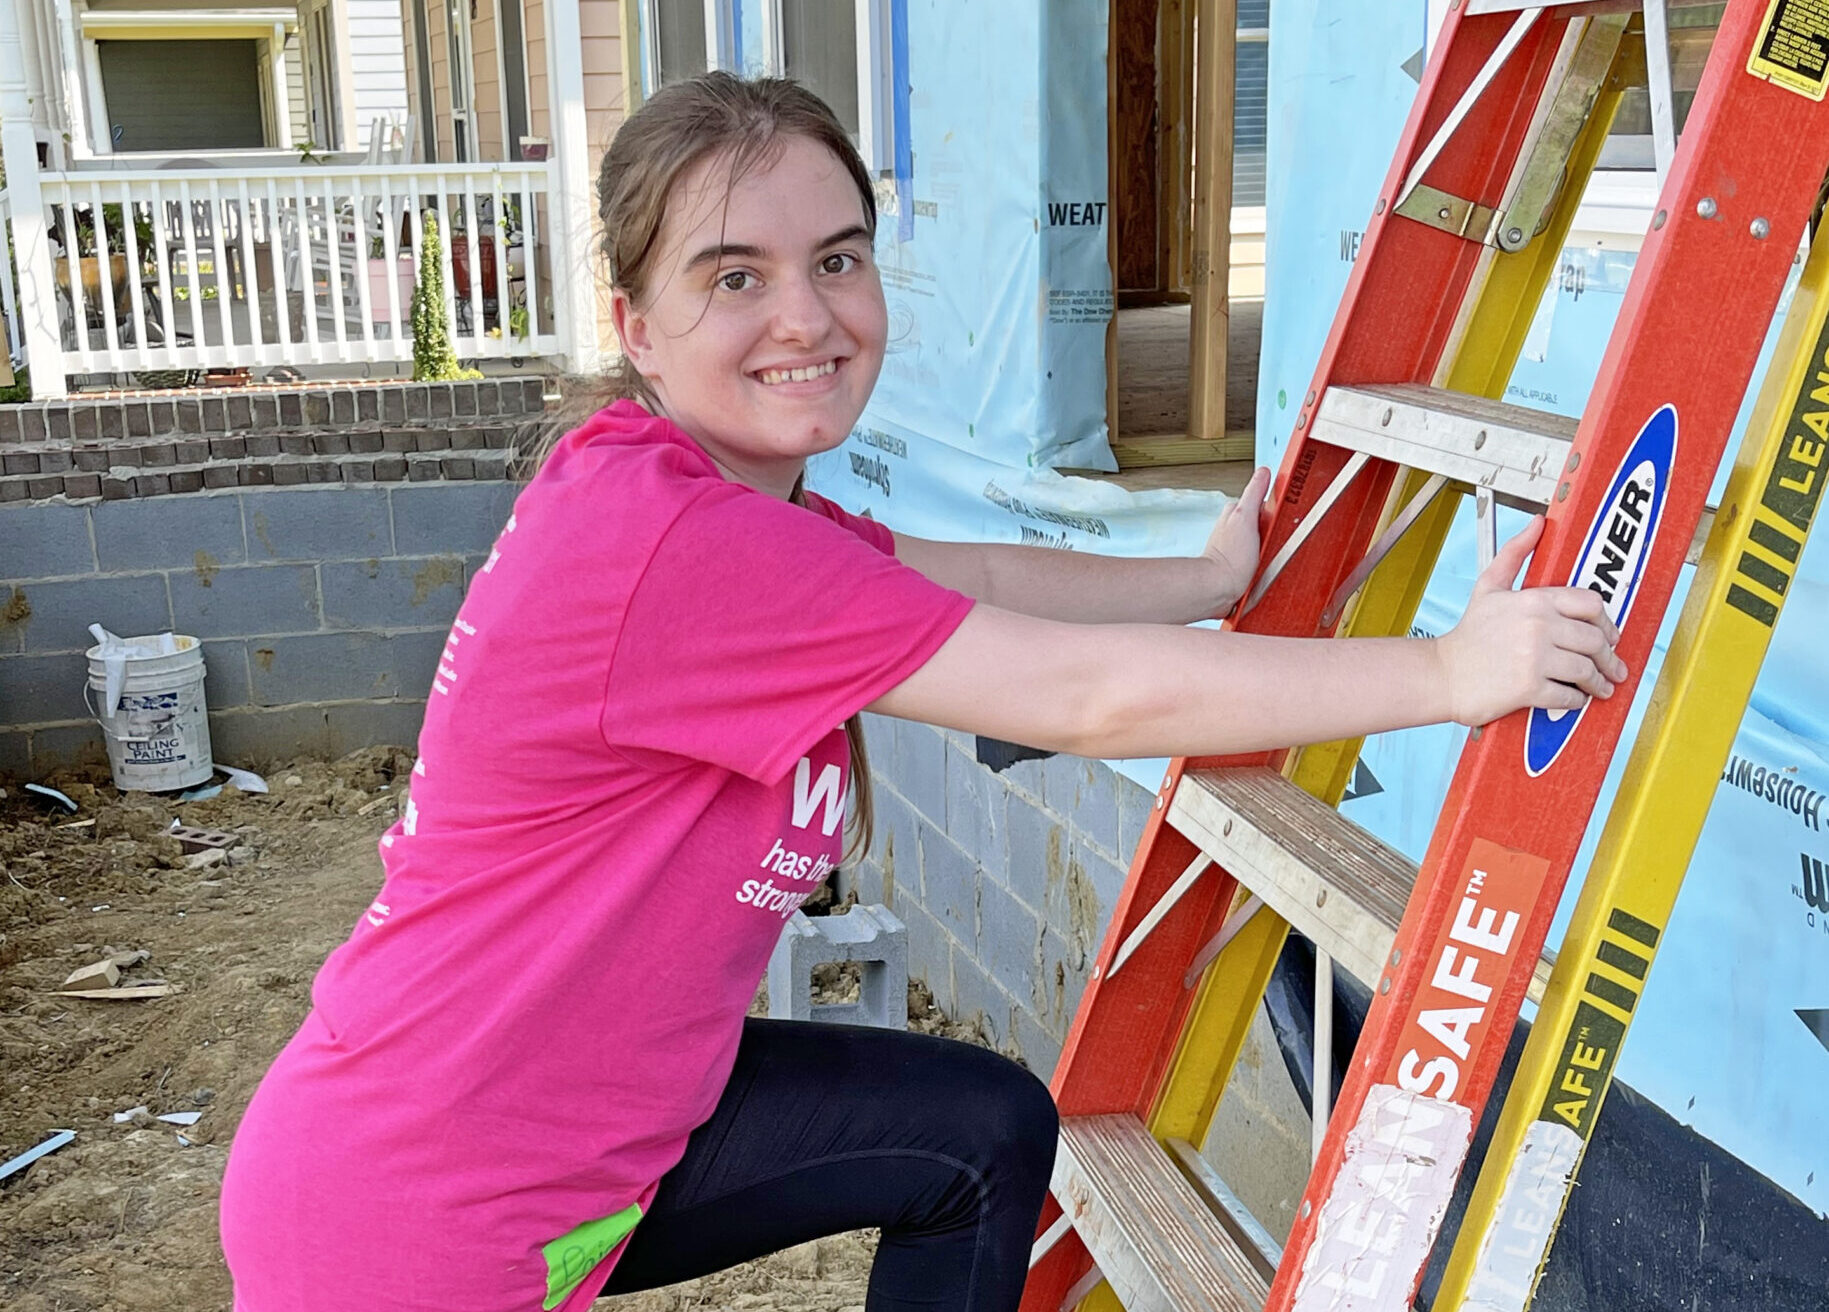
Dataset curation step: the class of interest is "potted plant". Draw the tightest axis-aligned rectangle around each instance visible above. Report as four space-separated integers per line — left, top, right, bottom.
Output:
51 203 155 314
366 231 416 325
410 211 481 381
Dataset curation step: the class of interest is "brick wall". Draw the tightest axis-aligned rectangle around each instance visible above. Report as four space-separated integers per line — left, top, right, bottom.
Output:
0 381 537 777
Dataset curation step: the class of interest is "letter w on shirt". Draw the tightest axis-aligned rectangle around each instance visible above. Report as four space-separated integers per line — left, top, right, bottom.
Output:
792 758 846 836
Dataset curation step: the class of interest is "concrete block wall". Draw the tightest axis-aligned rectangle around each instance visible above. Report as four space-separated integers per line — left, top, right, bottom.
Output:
0 482 520 777
841 714 1160 1078
0 381 538 778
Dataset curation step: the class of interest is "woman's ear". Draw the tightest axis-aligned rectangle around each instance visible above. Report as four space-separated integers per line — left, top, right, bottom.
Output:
610 289 657 377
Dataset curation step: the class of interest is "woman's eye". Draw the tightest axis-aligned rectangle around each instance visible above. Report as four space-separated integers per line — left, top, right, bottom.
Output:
820 253 858 275
718 270 753 292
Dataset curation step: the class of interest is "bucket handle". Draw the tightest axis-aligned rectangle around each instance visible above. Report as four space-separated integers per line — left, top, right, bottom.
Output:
85 682 161 743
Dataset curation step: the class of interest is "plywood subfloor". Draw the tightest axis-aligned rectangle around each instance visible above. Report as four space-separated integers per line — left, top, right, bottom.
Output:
1115 296 1262 440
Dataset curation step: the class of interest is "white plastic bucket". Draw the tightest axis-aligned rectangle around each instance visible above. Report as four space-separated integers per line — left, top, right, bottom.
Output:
84 634 214 791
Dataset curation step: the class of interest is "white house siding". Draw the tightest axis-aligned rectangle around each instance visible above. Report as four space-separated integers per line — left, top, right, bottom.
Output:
286 37 310 144
347 0 410 140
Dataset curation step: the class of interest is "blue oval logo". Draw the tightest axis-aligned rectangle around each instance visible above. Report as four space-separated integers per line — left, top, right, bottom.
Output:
1523 404 1677 777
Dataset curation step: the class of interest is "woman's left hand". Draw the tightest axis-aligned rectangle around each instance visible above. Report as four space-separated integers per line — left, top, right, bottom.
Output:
1201 466 1271 617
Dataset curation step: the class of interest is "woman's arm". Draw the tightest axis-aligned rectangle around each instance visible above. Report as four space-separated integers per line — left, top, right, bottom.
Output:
869 517 1626 760
890 468 1272 625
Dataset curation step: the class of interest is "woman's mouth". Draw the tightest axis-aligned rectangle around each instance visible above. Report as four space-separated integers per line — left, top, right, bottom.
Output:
755 359 840 386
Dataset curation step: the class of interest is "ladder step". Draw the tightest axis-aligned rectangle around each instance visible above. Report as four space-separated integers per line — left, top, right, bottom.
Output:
1170 767 1415 988
1170 767 1559 1003
1310 384 1576 511
1052 1115 1268 1312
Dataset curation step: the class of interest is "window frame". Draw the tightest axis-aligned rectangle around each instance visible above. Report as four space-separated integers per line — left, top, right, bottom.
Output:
757 0 894 175
638 0 736 97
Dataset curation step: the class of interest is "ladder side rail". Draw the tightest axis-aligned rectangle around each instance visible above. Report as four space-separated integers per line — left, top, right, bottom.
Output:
1234 11 1575 670
1433 212 1829 1312
1024 13 1583 1312
1266 6 1829 1309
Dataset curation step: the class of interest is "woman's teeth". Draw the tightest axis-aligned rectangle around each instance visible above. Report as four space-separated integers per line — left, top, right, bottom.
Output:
758 360 838 386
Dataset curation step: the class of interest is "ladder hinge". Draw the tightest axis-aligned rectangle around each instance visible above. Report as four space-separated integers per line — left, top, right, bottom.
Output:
1395 183 1504 245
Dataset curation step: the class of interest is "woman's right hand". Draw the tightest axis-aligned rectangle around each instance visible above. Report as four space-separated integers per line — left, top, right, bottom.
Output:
1435 515 1629 728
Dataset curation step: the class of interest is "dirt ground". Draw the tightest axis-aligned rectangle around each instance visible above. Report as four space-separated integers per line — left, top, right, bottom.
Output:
0 748 982 1312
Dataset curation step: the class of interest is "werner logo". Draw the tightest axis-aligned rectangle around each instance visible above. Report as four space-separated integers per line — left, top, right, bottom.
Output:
1524 404 1676 776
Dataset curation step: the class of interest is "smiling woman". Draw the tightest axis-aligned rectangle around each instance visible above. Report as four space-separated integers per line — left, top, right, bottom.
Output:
217 71 1627 1312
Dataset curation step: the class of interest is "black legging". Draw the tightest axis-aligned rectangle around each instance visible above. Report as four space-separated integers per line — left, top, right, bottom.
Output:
599 1017 1060 1311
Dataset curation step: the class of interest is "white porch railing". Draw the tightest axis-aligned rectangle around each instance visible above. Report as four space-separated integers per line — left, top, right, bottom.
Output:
7 161 565 388
0 187 23 380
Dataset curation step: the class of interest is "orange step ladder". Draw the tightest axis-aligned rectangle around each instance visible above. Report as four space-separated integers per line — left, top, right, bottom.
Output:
1022 3 1829 1309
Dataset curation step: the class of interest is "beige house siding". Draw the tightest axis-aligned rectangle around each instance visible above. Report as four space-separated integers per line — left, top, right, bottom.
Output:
524 0 548 143
424 0 452 160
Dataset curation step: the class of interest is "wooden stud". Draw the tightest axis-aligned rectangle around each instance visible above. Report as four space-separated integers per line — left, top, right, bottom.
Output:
1188 0 1235 442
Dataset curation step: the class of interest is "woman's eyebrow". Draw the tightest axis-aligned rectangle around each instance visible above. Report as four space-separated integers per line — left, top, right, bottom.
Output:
683 242 766 272
683 225 870 273
817 224 871 249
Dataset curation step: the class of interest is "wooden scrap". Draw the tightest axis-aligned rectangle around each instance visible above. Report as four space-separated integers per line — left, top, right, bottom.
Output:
60 958 120 991
170 825 237 855
53 984 174 1000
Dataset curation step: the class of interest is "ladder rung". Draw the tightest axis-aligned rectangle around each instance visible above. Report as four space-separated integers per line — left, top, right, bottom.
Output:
1310 384 1576 511
1052 1115 1268 1312
1170 767 1414 989
1171 767 1562 1004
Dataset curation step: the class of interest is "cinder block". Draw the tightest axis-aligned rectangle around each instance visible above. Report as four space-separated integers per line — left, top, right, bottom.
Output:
200 639 250 709
0 730 31 779
767 904 909 1029
1040 926 1092 1026
893 718 947 824
918 818 979 949
14 573 174 653
0 652 93 724
248 632 413 705
1118 772 1162 866
1070 838 1128 947
390 481 519 555
977 876 1042 1005
897 896 956 1018
390 629 450 699
848 859 886 907
945 741 1005 885
30 721 107 771
1068 758 1123 860
93 493 244 571
950 950 1016 1049
206 698 425 767
1004 793 1066 918
321 556 465 631
170 563 320 639
243 487 391 561
865 781 919 905
1013 1009 1063 1081
0 502 96 580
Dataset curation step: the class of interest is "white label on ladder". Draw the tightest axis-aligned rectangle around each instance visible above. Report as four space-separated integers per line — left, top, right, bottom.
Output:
1290 1084 1473 1312
1524 404 1678 776
1461 1120 1583 1312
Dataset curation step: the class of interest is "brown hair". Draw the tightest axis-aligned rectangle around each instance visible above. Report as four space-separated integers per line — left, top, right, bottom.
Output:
568 72 881 864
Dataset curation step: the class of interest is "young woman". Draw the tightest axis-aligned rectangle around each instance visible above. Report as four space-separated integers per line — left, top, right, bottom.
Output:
220 74 1624 1312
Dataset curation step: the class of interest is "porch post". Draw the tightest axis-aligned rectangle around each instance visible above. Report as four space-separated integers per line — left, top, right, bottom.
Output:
51 0 91 159
0 0 69 398
271 23 294 148
545 0 604 372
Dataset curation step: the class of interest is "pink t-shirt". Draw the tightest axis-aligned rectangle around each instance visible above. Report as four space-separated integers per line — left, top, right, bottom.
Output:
220 401 973 1312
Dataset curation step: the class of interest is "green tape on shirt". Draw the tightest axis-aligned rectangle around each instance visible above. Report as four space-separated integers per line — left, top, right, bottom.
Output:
542 1202 643 1310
